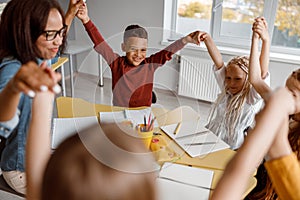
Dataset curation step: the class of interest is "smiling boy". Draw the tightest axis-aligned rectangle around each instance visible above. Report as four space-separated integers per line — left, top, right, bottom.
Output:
77 3 200 107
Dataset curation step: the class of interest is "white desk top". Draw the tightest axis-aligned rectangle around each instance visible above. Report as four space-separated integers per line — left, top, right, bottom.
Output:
64 40 93 55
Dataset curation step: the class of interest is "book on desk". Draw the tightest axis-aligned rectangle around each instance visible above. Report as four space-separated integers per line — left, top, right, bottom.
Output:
160 120 230 157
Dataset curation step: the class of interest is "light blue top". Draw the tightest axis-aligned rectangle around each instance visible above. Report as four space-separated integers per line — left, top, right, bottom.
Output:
0 57 53 172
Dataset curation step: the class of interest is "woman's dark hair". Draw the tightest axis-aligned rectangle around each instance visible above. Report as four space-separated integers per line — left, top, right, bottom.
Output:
0 0 66 63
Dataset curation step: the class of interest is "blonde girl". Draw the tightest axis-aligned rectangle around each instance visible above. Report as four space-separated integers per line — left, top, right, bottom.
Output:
199 17 270 149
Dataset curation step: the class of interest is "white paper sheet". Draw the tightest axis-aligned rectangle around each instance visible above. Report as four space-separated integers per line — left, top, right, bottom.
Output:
157 162 214 200
51 116 99 149
99 108 158 127
99 111 125 123
160 120 230 157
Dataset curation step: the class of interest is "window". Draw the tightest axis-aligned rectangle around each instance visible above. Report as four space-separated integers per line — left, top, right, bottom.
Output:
163 0 300 55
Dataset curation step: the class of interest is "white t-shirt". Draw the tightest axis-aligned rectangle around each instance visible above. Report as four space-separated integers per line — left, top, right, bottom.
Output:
206 65 270 150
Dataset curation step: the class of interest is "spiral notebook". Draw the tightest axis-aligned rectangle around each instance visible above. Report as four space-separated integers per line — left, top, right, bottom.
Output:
160 120 230 157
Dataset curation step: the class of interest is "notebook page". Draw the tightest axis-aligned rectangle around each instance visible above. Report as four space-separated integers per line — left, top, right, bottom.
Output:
157 162 213 200
51 116 99 149
160 120 229 157
124 108 159 127
99 111 125 123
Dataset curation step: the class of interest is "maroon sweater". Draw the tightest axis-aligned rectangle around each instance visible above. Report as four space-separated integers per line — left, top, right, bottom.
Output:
84 20 185 107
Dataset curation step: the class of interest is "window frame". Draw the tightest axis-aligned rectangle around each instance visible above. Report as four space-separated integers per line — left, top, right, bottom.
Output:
163 0 300 57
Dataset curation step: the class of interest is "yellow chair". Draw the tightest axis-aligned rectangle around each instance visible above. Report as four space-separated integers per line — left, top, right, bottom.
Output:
51 57 68 96
56 96 123 118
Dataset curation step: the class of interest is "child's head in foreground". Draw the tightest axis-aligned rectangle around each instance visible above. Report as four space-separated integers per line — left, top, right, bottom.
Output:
121 24 148 67
286 68 300 121
42 123 157 200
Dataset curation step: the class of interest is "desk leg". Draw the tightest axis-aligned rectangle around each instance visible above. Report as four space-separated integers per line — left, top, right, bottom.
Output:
61 64 66 97
98 54 104 87
68 54 74 97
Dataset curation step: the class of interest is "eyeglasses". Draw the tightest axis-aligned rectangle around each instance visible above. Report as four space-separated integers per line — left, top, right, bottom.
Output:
43 25 67 41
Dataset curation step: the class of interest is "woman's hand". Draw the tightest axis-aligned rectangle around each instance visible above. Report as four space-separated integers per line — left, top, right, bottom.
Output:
9 61 61 97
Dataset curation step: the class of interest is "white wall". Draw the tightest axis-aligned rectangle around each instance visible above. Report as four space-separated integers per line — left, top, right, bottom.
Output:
70 0 300 92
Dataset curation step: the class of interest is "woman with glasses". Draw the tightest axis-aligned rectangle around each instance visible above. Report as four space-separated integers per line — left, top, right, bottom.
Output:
0 0 82 195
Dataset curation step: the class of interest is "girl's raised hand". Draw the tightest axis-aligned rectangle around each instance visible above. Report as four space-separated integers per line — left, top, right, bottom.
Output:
252 17 269 42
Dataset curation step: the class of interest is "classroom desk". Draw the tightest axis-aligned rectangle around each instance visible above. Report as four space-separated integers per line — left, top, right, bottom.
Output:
55 96 257 197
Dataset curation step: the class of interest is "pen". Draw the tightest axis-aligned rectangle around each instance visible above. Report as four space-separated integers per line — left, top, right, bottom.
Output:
148 117 156 131
144 115 147 131
184 142 217 146
148 113 151 127
173 122 182 135
123 110 127 119
176 130 210 139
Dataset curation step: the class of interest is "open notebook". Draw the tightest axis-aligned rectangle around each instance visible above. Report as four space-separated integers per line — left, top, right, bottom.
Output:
99 107 158 127
51 116 99 149
157 162 214 200
160 120 229 157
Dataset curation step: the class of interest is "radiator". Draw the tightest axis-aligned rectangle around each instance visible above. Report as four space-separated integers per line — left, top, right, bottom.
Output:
178 55 220 102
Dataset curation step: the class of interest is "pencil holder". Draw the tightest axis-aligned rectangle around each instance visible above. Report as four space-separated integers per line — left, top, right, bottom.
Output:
136 124 153 149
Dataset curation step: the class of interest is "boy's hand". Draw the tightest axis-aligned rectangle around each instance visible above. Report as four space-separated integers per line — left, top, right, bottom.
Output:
183 31 210 45
76 2 90 24
252 17 269 42
67 0 84 17
183 31 200 45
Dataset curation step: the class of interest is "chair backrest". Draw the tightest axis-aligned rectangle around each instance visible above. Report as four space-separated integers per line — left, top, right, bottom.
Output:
152 91 157 104
51 57 68 71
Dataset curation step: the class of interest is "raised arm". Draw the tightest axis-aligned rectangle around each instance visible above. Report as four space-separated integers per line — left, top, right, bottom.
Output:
65 0 85 33
26 91 55 200
257 17 270 79
197 32 224 69
76 1 90 24
0 61 60 121
249 18 271 100
211 88 296 200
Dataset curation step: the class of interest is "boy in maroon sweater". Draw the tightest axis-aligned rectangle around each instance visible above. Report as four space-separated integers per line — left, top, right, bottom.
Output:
77 3 201 107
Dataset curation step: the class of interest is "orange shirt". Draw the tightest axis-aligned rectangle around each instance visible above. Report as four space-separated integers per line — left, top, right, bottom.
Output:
265 153 300 200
